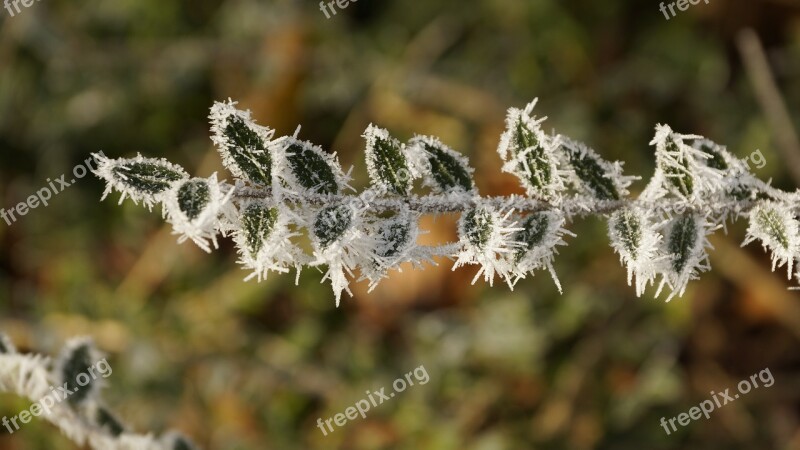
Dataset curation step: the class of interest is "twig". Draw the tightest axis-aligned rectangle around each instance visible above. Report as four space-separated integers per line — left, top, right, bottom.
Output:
737 28 800 185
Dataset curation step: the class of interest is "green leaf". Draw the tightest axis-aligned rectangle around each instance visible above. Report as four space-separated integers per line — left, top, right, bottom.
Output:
365 126 411 196
612 209 642 260
514 213 550 261
241 203 279 255
223 116 272 186
562 145 620 200
96 407 125 436
416 139 473 192
314 204 353 248
60 342 95 406
462 208 494 250
177 179 211 220
285 142 339 194
667 215 697 274
376 216 412 258
513 118 538 152
112 159 187 195
514 119 554 194
661 138 694 197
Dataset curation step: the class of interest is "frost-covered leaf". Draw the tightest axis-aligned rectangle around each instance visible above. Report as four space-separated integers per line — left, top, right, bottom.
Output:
643 125 723 203
210 100 275 186
361 210 423 291
607 207 662 296
93 153 188 208
742 202 799 277
497 99 563 199
278 137 345 195
112 160 186 195
668 215 698 274
408 136 474 193
454 204 520 286
508 211 573 293
696 140 729 171
513 213 549 261
95 406 125 436
375 214 414 259
161 432 199 450
233 200 303 282
241 202 279 256
177 179 211 220
314 204 353 248
662 137 694 197
613 209 642 259
655 214 716 301
690 138 772 213
55 338 102 406
165 174 234 253
363 125 416 196
310 202 376 306
558 135 636 201
462 207 495 250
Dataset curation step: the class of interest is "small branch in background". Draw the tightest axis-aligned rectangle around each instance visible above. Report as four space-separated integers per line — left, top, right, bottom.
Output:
0 334 198 450
736 28 800 186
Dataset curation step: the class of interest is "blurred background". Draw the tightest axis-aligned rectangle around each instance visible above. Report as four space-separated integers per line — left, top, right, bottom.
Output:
2 0 800 448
